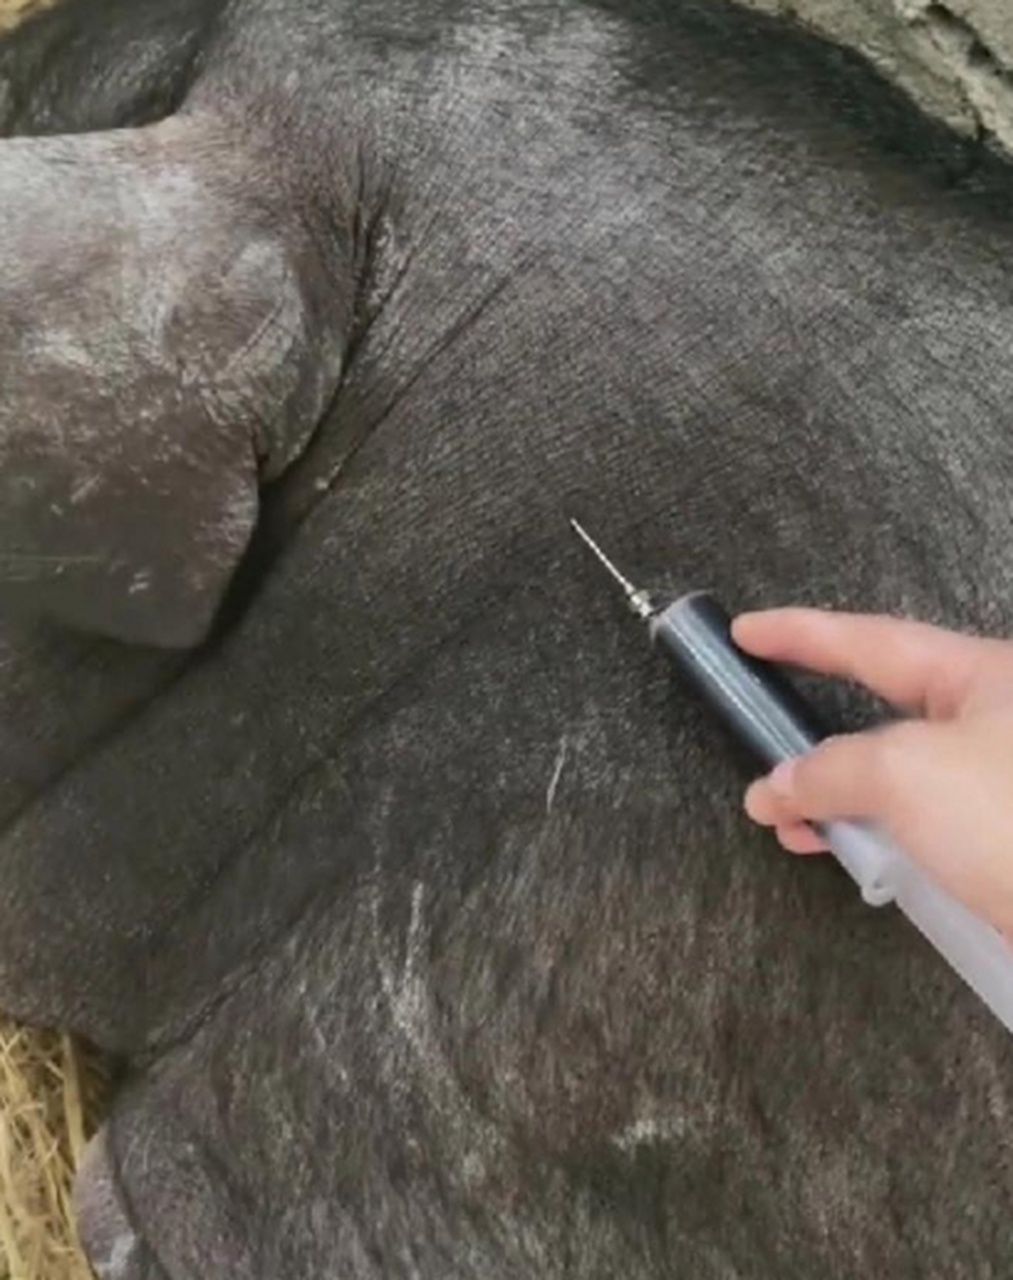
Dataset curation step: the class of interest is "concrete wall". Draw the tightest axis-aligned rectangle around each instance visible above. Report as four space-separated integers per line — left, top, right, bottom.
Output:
739 0 1013 154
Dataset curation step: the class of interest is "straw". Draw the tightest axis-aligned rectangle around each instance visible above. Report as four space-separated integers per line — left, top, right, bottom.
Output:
0 1020 110 1280
0 0 56 33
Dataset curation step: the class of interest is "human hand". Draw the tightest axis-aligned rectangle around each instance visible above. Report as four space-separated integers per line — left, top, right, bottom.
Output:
731 608 1013 938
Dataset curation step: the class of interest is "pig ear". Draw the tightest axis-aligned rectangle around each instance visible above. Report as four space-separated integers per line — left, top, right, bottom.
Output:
0 115 348 648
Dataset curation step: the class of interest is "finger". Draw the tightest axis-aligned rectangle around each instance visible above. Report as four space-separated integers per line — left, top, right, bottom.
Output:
747 722 932 828
731 608 1011 718
775 822 828 855
744 775 782 825
745 781 830 851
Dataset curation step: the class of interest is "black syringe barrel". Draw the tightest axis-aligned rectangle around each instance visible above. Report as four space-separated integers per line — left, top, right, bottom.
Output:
649 592 826 773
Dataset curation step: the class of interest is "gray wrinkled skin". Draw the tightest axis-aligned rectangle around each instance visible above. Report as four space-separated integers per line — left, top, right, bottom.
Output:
2 1 1013 1276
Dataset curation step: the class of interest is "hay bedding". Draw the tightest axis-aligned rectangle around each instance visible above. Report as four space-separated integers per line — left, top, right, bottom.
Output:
0 3 109 1275
0 0 53 32
0 1028 109 1280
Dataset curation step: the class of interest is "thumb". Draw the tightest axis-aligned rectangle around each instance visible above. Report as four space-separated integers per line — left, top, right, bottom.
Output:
746 720 936 830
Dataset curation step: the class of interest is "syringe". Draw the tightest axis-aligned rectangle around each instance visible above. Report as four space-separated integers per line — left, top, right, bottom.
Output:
571 518 1013 1034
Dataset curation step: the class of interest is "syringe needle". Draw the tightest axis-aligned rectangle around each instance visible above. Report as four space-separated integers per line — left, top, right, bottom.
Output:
569 519 656 619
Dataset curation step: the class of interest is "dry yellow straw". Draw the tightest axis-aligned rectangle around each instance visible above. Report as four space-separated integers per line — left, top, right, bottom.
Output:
0 0 57 33
0 1021 110 1280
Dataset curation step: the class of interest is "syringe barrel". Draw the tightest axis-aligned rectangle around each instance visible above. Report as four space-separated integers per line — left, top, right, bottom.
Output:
650 591 1013 1034
649 593 897 904
649 592 825 772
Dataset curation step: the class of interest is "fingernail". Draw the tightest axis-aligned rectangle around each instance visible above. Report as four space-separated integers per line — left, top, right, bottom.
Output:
744 778 779 825
767 759 796 796
730 613 758 643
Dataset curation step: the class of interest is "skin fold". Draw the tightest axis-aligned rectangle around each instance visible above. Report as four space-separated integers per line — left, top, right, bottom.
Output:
1 1 1013 1275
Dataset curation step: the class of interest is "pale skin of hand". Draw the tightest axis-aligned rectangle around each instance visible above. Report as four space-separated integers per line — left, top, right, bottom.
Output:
731 608 1013 940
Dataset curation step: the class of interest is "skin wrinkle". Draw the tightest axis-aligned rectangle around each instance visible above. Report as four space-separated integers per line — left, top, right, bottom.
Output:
101 583 504 1073
2 0 1013 1277
0 640 188 853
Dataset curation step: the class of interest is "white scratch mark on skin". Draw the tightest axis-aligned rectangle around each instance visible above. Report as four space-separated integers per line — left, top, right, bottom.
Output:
103 1232 139 1280
405 881 425 980
70 474 102 505
370 856 509 1189
546 735 569 813
0 552 101 582
612 1115 688 1152
378 880 429 1040
26 326 96 372
122 1124 157 1183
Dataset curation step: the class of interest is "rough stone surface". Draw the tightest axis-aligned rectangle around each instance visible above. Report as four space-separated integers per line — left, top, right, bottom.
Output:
739 0 1013 154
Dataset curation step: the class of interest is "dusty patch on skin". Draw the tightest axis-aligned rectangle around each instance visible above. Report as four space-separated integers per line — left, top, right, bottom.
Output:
74 1131 143 1280
0 116 347 647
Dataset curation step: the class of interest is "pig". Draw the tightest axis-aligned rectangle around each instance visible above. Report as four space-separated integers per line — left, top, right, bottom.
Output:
2 0 1013 1276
